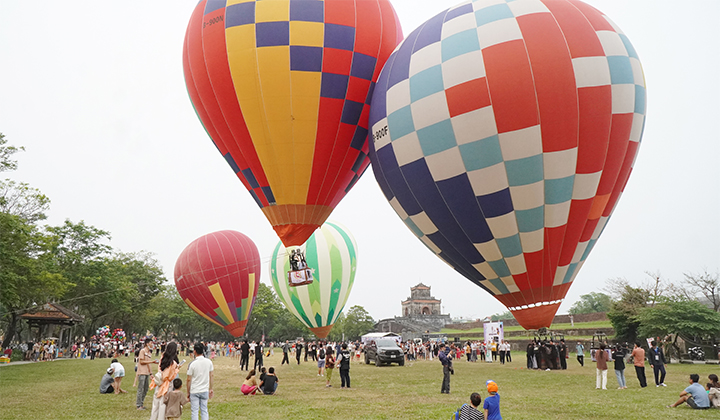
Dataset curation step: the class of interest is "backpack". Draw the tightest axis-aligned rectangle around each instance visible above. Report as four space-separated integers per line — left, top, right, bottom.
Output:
319 349 325 359
452 404 467 420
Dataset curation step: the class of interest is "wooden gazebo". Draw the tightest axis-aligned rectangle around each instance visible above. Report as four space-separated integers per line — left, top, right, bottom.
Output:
19 303 84 345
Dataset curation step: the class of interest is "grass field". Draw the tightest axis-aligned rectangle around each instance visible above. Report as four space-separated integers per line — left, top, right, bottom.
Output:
1 353 718 419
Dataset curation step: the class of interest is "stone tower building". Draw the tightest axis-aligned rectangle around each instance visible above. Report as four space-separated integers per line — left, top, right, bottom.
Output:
401 283 442 316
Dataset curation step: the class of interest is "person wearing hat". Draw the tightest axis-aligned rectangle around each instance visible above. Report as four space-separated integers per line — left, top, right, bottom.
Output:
438 343 452 394
484 380 502 420
100 368 115 394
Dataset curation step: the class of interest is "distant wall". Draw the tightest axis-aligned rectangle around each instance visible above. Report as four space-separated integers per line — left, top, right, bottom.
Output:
445 312 608 330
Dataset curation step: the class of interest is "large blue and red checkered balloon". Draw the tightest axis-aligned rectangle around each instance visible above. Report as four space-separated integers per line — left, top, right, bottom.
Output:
183 0 402 247
368 0 646 329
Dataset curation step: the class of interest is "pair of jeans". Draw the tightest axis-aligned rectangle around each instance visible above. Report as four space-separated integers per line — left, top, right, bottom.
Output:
615 369 626 388
136 374 150 407
190 392 209 420
653 364 666 385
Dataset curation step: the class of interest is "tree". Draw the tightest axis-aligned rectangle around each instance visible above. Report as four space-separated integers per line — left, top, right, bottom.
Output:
0 133 23 173
339 305 375 341
490 310 514 321
244 283 284 340
637 298 720 339
0 213 68 348
606 285 650 343
0 180 50 223
682 270 720 312
568 292 613 314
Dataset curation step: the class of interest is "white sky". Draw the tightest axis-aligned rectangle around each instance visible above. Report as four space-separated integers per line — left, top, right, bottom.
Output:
0 0 718 323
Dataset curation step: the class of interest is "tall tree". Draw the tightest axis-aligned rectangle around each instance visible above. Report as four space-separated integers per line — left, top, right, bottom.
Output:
0 180 50 223
569 292 613 314
0 213 68 347
682 270 720 312
606 285 649 343
340 305 375 341
0 132 23 173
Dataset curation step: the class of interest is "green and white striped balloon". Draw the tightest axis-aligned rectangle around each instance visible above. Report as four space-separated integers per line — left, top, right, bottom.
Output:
269 221 357 338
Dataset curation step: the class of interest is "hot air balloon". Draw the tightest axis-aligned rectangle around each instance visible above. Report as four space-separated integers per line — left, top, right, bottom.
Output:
183 0 403 247
175 230 261 337
270 221 357 338
368 0 646 329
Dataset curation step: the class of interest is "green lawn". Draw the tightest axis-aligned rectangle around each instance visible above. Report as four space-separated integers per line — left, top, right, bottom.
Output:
0 353 717 419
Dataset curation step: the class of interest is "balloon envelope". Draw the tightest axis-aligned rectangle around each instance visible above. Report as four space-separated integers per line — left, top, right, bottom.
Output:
368 0 645 329
183 0 403 246
175 230 261 337
270 221 357 338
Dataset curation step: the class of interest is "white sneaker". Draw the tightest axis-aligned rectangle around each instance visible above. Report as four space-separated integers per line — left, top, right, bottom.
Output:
660 383 667 387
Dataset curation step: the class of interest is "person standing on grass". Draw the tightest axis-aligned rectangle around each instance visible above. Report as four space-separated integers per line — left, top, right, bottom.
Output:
254 341 264 371
317 345 326 377
649 340 667 387
325 346 335 387
337 343 351 389
667 374 710 409
576 342 585 367
281 340 290 365
612 344 627 389
558 340 567 370
595 343 609 390
136 338 157 410
187 342 214 420
632 342 647 388
163 378 189 420
439 343 452 394
239 340 250 371
296 340 304 365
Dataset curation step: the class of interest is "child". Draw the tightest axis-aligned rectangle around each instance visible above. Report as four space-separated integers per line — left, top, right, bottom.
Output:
457 392 484 420
484 380 501 420
241 369 259 395
163 378 188 420
325 346 335 387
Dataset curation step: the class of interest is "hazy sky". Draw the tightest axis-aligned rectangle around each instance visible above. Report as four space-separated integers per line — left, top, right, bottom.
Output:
0 0 717 323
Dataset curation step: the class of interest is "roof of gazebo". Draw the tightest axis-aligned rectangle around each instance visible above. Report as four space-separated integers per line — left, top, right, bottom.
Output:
19 302 84 325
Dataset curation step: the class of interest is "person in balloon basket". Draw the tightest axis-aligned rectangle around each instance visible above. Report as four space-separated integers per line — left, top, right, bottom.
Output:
337 343 351 388
187 342 214 420
439 343 453 394
484 380 502 420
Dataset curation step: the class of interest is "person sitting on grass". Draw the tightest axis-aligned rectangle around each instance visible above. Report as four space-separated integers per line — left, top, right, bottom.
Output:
667 374 710 409
241 369 259 395
707 374 720 408
259 367 279 395
457 392 484 420
163 378 189 420
100 367 115 394
484 380 502 420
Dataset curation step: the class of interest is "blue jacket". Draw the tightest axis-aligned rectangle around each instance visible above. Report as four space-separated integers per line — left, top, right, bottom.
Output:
439 349 450 366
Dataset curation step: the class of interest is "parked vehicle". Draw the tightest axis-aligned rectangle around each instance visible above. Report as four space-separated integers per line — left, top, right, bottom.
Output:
365 338 404 366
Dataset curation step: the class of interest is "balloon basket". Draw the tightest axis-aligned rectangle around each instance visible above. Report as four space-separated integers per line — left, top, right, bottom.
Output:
288 269 314 287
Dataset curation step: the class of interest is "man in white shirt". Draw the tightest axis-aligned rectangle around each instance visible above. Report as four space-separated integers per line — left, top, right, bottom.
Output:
187 343 214 420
